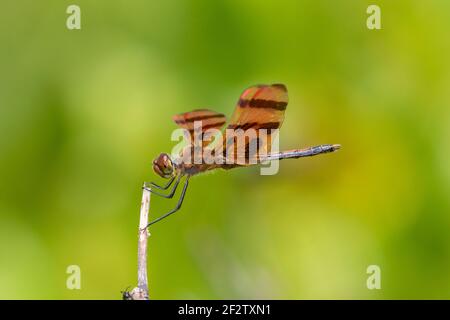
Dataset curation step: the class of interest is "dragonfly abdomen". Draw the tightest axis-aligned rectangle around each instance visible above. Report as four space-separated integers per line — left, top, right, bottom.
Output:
266 144 341 161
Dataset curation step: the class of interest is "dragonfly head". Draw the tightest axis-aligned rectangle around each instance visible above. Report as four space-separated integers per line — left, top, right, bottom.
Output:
153 153 174 178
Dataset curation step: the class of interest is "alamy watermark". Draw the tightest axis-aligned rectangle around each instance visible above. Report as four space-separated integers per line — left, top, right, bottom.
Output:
366 265 381 290
366 5 381 30
66 265 81 290
66 5 81 30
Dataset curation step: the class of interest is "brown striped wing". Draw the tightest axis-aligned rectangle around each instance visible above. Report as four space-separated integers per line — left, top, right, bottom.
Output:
173 109 226 165
224 84 289 164
173 108 226 140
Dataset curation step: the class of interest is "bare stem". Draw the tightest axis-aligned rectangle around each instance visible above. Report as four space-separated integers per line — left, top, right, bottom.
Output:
127 184 151 300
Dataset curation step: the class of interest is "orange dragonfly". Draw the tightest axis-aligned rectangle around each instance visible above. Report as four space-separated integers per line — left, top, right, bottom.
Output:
144 84 340 228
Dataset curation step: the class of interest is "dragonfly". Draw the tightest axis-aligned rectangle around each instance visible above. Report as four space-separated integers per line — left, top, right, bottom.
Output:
143 84 340 228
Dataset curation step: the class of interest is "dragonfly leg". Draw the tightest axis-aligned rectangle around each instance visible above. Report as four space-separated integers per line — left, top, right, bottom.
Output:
144 175 175 190
143 174 182 198
144 175 190 228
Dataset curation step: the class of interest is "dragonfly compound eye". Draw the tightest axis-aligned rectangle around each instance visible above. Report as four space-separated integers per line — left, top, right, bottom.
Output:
153 153 173 178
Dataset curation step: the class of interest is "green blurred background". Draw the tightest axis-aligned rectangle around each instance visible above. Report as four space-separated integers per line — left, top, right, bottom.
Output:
1 0 449 299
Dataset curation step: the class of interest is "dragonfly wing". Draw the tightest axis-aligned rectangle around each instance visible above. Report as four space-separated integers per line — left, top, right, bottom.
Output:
223 84 289 164
173 108 226 142
173 108 226 162
173 109 226 133
227 84 288 130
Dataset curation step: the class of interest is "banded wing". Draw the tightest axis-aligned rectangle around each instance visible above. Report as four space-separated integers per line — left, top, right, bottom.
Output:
223 84 289 165
173 108 226 139
173 108 226 160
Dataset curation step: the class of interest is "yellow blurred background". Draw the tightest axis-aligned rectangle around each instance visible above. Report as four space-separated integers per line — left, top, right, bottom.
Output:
0 0 449 299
